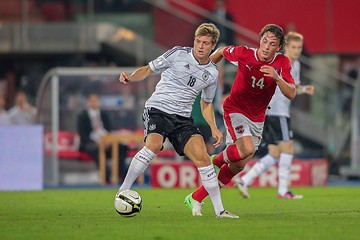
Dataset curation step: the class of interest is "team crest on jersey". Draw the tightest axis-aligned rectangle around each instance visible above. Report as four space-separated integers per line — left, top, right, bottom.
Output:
202 70 209 81
149 124 156 131
235 125 244 134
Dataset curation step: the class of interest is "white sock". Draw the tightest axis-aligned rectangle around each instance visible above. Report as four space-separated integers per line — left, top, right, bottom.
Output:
198 165 224 216
118 146 156 192
278 153 293 195
241 154 277 186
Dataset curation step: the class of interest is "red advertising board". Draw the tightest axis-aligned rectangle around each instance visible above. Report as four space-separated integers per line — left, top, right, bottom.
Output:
151 161 202 188
150 159 328 188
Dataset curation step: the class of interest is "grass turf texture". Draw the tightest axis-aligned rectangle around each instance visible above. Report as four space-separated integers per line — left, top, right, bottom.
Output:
1 187 360 240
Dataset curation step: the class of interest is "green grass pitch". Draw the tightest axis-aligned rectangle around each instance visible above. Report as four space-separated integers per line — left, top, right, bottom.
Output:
1 186 360 240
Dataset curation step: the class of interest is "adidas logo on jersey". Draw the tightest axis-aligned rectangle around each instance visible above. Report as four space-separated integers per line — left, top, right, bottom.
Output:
184 64 190 69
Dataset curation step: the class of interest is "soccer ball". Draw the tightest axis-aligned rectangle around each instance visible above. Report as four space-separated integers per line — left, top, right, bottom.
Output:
114 190 142 217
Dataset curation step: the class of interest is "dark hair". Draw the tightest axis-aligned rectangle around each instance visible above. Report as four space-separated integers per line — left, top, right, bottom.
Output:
259 24 285 49
87 93 99 99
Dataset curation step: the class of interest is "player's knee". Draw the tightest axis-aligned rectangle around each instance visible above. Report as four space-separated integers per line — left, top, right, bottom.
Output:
239 146 255 159
145 142 163 154
278 141 294 153
192 152 211 167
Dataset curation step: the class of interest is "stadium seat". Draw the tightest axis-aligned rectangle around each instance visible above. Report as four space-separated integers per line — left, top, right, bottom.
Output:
44 131 94 162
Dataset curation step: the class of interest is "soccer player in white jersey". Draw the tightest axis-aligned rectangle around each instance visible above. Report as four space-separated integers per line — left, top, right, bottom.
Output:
236 31 315 199
116 23 238 218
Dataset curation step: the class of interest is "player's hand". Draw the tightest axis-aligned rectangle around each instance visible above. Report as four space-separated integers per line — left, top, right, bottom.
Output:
260 65 280 81
212 128 223 148
119 72 130 84
304 85 315 95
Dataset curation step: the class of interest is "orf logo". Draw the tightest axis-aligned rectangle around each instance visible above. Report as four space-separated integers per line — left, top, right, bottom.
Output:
235 125 244 134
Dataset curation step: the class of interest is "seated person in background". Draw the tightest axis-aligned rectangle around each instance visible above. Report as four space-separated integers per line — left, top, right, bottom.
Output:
8 90 37 125
77 93 128 183
0 92 10 125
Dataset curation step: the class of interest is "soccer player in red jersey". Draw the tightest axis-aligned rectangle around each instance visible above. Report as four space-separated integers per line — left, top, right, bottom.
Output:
184 24 296 216
236 32 315 200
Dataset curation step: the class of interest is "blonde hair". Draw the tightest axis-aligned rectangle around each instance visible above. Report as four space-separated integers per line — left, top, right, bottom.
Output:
285 31 303 46
195 23 220 45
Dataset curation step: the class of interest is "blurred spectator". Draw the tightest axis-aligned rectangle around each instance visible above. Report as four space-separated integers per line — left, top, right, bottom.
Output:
0 92 10 125
8 90 37 125
77 93 128 183
341 58 359 115
207 0 235 45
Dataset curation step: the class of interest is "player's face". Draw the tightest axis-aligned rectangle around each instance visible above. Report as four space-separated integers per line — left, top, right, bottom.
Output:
258 32 281 62
285 40 303 62
193 35 215 64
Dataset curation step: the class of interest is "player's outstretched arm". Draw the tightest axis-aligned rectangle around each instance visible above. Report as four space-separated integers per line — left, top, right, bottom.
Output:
210 47 226 64
297 84 315 95
119 65 154 84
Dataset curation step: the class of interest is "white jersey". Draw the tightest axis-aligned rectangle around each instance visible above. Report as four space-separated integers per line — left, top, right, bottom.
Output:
146 46 218 118
267 60 301 117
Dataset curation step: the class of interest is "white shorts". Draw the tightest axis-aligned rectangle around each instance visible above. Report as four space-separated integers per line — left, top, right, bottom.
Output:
223 112 264 149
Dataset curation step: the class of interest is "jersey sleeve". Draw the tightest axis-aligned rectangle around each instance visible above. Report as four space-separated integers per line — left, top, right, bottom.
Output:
291 60 301 85
149 46 181 73
280 57 295 85
201 74 218 103
223 45 246 63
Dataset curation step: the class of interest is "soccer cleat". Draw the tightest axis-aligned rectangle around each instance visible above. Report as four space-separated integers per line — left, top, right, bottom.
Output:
235 179 251 199
217 210 240 219
210 154 219 174
184 193 204 216
278 191 303 199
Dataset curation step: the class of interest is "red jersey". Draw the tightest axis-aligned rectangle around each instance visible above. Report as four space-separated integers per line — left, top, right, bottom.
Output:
223 45 295 122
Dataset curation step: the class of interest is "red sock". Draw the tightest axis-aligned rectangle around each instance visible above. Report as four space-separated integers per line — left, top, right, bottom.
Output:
212 152 225 168
213 144 242 167
192 164 238 202
217 164 237 186
192 186 208 203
